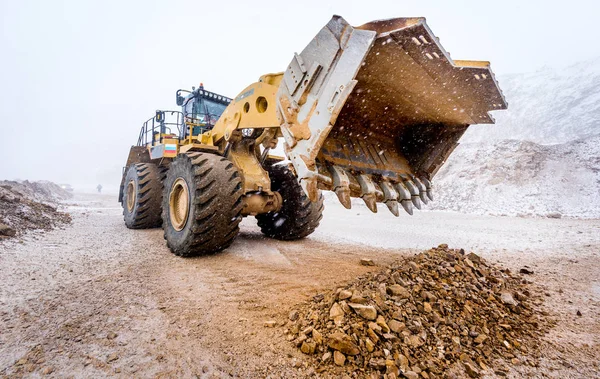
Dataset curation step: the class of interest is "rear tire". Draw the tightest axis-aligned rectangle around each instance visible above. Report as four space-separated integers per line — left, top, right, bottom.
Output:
162 152 244 257
122 163 166 229
256 164 324 240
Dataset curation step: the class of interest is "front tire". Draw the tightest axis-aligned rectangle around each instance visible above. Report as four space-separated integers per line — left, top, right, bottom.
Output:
122 163 165 229
162 153 244 257
256 164 324 240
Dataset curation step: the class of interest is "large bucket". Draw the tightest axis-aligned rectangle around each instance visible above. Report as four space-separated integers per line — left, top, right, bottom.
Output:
276 16 507 215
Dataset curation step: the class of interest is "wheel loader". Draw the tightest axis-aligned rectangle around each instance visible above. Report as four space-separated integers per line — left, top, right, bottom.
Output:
119 16 507 257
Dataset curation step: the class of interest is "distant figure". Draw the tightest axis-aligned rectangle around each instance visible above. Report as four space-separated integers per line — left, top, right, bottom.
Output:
97 184 103 193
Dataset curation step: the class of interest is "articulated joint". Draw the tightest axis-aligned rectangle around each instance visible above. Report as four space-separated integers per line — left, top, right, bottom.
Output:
241 191 283 216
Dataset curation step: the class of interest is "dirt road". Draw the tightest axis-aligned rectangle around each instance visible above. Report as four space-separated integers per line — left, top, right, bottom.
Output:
1 193 599 378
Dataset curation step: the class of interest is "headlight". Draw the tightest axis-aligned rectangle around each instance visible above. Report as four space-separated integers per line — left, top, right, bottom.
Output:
241 128 254 138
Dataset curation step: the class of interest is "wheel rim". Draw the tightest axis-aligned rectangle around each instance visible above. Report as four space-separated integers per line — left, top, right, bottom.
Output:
126 180 136 212
169 178 190 231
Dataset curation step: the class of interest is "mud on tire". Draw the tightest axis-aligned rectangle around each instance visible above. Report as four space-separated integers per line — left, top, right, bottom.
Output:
122 163 166 229
162 152 244 257
256 164 324 240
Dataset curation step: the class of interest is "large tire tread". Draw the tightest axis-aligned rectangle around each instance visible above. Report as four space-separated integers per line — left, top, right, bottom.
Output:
256 164 324 240
122 163 166 229
162 152 243 257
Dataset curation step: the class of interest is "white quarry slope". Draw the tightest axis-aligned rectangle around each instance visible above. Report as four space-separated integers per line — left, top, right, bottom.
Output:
423 58 600 219
463 57 600 144
429 135 600 218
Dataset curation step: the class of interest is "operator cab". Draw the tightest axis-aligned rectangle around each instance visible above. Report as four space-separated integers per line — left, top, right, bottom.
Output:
176 85 232 139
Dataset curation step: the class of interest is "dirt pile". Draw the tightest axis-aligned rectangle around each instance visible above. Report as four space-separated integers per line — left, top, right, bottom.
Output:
286 245 553 378
0 180 72 238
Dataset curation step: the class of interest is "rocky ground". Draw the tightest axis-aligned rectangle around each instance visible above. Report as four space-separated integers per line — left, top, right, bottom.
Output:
0 193 598 378
429 134 600 219
286 246 555 378
0 181 72 239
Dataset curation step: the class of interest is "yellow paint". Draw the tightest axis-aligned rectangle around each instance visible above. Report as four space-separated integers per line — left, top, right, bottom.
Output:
205 78 282 144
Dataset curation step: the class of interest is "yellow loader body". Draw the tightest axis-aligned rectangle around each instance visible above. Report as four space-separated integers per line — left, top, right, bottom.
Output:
202 16 506 215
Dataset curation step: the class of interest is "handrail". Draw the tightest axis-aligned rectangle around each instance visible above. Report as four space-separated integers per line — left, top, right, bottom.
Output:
137 110 184 147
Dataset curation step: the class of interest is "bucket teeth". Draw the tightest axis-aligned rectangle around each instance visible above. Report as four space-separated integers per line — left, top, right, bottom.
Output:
380 181 400 217
335 188 352 209
421 177 434 201
357 174 378 213
394 182 413 215
413 177 428 204
401 200 414 215
329 165 352 209
386 201 400 217
402 178 422 210
412 196 422 210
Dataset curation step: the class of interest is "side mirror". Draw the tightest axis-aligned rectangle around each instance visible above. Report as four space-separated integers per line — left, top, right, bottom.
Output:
176 94 185 106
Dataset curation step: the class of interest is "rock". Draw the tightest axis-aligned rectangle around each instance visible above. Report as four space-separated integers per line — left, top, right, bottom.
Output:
408 335 423 347
107 353 119 363
367 328 379 344
40 366 55 375
365 337 375 352
463 362 480 378
388 319 405 333
0 224 16 237
466 252 481 263
327 332 360 355
387 285 410 299
350 293 368 304
287 245 552 377
500 292 518 306
386 360 399 376
300 341 316 354
423 302 432 313
376 315 390 333
474 334 488 344
107 332 118 340
289 310 299 321
404 371 419 379
546 212 562 219
294 334 307 347
329 303 344 319
337 300 350 314
464 258 475 269
519 268 534 275
264 320 277 327
338 290 352 300
333 351 346 366
369 358 386 370
397 354 409 371
360 258 375 266
348 303 377 320
368 321 382 334
576 310 582 316
312 329 323 345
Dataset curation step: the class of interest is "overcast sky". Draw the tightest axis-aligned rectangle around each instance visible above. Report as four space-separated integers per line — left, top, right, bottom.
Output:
1 0 598 191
